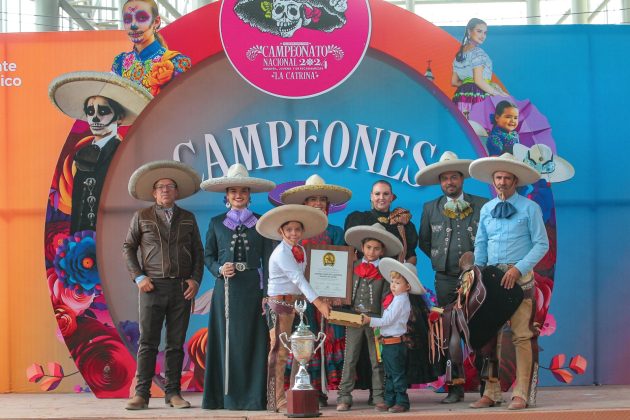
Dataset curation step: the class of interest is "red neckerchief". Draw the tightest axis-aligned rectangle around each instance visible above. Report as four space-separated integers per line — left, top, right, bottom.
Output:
354 262 382 280
291 245 305 263
382 293 394 310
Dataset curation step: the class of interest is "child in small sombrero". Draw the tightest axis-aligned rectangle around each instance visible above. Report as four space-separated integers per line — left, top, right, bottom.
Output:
362 257 426 414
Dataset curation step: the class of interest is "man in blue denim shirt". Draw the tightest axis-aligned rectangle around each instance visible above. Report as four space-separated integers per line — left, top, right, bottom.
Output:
468 153 549 411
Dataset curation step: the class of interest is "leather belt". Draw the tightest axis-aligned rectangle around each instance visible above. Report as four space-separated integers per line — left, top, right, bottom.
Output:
380 336 403 345
268 294 305 304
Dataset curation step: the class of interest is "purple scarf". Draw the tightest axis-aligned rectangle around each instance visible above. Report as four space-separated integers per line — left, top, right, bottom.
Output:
223 208 257 231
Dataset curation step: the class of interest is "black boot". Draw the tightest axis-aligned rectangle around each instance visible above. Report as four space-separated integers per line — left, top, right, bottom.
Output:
441 385 464 404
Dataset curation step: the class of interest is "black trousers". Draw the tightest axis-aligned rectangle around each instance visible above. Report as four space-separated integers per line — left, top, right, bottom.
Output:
434 272 460 307
135 278 191 400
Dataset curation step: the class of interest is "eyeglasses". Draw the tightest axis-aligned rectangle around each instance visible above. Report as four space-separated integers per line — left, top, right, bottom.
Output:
154 184 177 191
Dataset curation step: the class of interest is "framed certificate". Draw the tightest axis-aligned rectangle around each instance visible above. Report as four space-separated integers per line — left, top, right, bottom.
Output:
305 244 355 305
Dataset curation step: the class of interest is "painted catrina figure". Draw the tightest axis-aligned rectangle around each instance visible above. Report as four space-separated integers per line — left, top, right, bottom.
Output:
277 174 353 405
451 18 507 117
199 164 275 411
112 0 191 96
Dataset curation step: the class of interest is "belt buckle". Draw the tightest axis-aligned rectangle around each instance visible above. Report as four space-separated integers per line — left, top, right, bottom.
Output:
235 262 246 272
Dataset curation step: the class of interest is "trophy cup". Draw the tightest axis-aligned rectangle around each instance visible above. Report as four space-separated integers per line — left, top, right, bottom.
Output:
279 301 326 418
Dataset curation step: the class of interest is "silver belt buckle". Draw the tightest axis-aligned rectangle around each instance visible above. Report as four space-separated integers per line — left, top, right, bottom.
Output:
235 262 246 272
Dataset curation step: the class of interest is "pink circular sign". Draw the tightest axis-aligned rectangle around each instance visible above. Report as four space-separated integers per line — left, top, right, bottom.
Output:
220 0 371 98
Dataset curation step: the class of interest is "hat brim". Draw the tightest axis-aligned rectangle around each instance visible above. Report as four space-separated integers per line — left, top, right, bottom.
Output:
469 156 541 186
49 71 153 126
344 225 403 258
281 185 352 205
415 160 473 186
378 257 426 295
256 204 328 241
512 144 575 183
128 160 201 201
200 177 275 193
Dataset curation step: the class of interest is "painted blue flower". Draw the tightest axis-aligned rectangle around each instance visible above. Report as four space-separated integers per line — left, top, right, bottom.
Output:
53 230 100 292
118 320 140 354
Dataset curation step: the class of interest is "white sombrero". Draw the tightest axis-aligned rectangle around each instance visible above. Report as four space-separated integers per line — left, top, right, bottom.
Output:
379 257 426 295
344 223 403 258
256 204 328 241
513 144 575 183
415 151 473 186
49 71 153 126
200 163 275 193
281 174 352 205
128 160 201 201
469 153 541 186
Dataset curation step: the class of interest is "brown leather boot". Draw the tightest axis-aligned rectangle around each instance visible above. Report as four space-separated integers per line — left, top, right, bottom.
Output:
125 395 148 410
166 394 191 409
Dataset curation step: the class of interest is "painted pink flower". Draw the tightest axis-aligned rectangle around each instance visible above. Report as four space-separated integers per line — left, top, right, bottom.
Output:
122 53 134 69
534 273 554 324
48 268 95 316
540 312 557 337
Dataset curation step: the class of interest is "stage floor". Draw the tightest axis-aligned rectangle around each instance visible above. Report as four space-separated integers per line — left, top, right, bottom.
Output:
2 386 629 419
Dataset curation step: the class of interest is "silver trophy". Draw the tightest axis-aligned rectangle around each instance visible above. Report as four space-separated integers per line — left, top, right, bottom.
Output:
279 301 326 390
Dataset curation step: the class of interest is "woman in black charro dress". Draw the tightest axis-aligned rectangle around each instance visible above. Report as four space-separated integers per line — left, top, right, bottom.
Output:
200 164 275 410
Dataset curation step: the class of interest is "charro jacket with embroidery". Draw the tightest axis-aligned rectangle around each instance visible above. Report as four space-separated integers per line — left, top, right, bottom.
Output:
419 193 488 274
123 204 204 283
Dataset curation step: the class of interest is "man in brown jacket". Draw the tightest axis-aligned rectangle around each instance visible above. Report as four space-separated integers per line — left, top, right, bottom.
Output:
123 160 204 410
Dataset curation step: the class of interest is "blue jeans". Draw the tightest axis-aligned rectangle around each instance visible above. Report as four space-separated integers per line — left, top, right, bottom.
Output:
382 342 409 408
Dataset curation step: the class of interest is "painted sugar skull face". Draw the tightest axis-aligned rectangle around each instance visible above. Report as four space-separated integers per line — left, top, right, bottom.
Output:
272 0 304 38
84 96 119 138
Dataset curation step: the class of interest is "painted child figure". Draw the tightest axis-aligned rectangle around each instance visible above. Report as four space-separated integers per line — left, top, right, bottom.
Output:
362 258 427 413
336 223 404 412
486 100 520 156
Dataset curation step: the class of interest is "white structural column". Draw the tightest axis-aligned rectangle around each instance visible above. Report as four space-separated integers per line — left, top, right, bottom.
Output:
194 0 214 7
526 0 541 24
406 0 415 12
623 0 630 22
572 0 589 23
35 0 60 31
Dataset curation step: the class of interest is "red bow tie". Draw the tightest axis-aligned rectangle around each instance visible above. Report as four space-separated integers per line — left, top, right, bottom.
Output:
382 293 394 310
292 245 305 263
354 262 382 280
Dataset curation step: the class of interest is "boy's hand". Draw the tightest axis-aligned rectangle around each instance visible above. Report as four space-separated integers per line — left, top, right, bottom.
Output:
361 314 371 325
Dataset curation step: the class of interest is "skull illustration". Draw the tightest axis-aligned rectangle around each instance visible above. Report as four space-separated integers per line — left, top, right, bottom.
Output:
272 0 304 38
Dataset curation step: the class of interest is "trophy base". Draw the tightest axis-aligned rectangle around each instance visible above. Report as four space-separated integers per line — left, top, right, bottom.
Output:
286 389 321 418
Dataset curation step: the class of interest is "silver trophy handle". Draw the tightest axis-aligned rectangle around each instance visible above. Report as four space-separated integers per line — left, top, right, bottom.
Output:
279 331 292 353
313 331 326 355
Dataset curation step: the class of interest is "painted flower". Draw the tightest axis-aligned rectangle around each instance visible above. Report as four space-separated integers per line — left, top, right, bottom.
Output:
118 320 140 355
534 273 554 324
53 230 100 293
48 268 96 316
131 63 145 82
122 53 135 69
67 317 135 398
539 312 557 337
147 59 175 96
536 225 557 273
185 328 208 391
54 304 77 337
45 221 70 264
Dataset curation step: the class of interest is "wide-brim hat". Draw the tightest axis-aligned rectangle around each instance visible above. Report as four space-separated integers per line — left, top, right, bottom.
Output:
128 160 201 201
200 163 275 193
49 71 153 126
415 151 473 186
378 257 426 295
469 153 541 186
512 144 575 183
281 174 352 205
256 204 328 241
344 223 403 258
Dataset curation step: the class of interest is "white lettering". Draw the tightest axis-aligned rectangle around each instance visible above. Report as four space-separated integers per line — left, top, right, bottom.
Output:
267 120 292 167
323 121 349 168
229 124 269 170
204 134 229 179
297 119 319 165
377 131 409 180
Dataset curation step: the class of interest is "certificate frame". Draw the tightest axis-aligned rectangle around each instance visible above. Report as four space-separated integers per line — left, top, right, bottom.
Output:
305 244 355 305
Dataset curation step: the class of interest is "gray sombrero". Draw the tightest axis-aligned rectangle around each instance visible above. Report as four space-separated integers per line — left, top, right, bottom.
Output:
415 151 473 186
281 174 352 205
513 143 575 183
49 71 153 126
200 163 275 193
344 223 403 258
128 160 201 201
469 152 541 186
256 204 328 241
378 257 426 295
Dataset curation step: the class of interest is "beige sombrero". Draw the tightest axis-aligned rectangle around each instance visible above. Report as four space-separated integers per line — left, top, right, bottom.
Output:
469 153 541 186
128 160 201 201
256 204 328 241
379 257 426 295
344 223 403 258
281 174 352 205
49 71 153 126
200 163 275 193
513 144 575 183
415 151 473 186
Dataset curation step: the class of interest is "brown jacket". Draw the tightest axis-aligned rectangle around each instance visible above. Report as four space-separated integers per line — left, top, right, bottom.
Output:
123 204 204 283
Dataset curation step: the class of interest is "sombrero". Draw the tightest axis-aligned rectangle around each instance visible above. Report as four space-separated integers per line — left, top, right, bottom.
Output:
469 153 541 186
415 151 473 186
344 223 403 258
49 71 153 126
256 204 328 241
513 143 575 183
200 163 275 193
378 257 426 295
281 174 352 205
128 160 201 201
